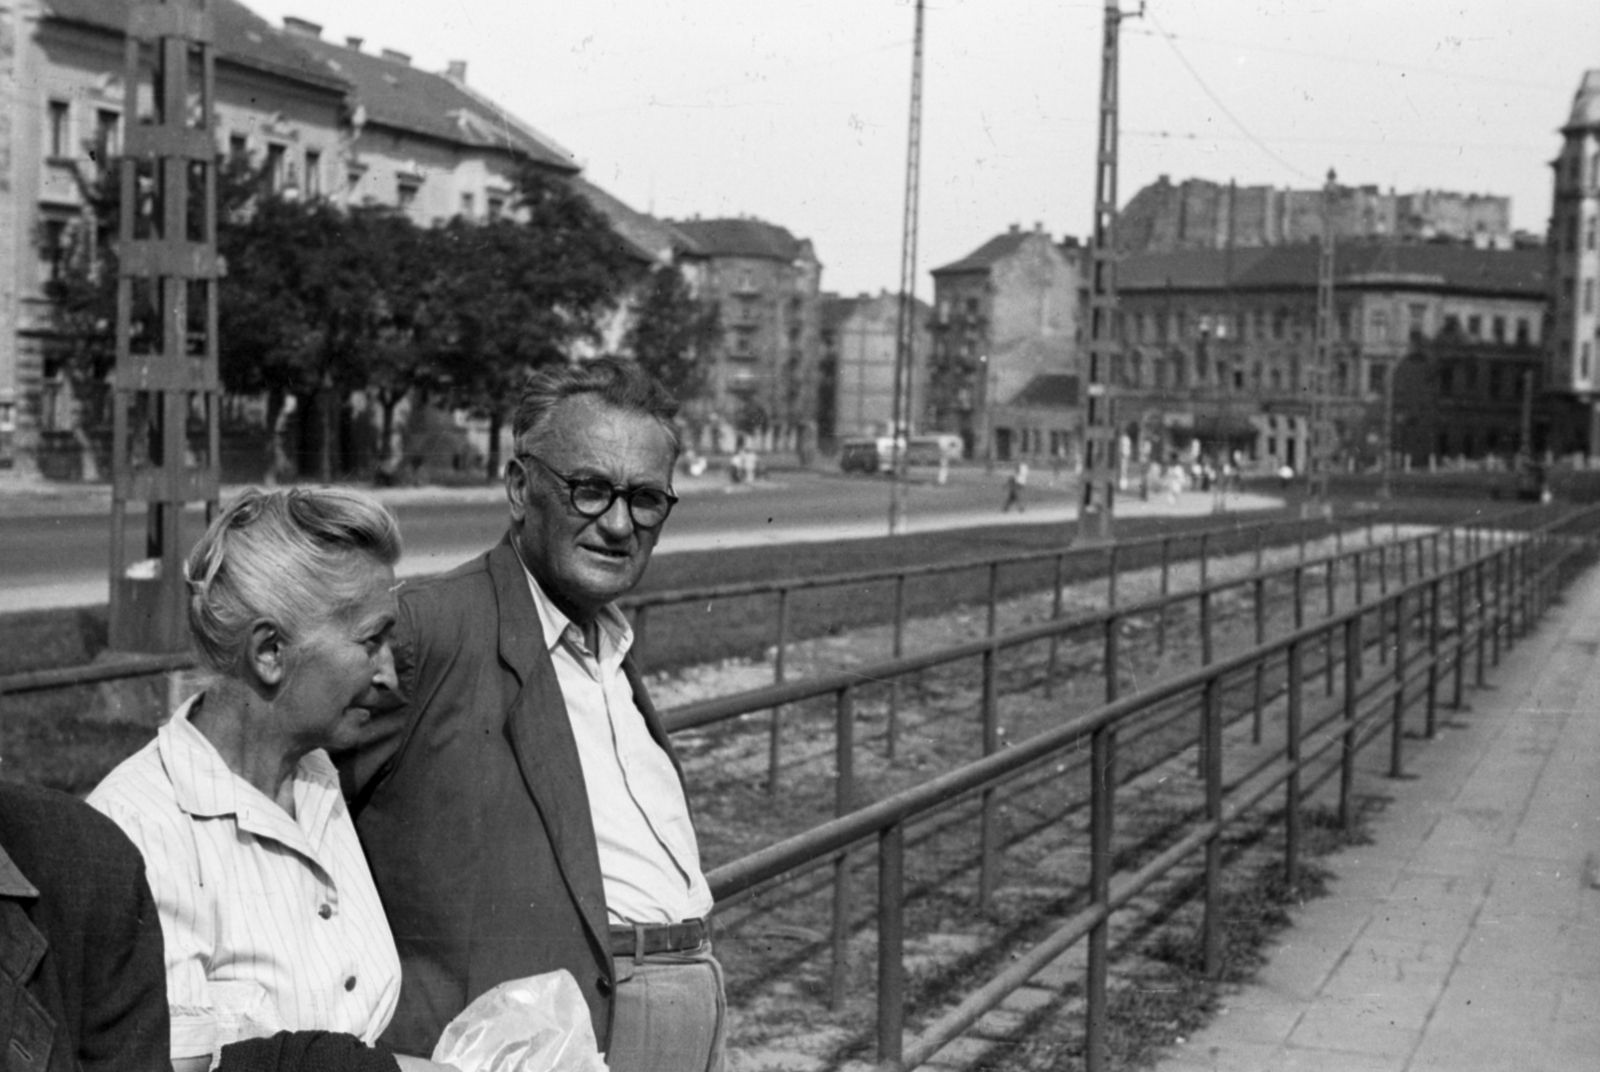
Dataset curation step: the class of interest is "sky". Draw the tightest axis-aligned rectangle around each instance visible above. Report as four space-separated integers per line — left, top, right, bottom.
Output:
243 0 1600 297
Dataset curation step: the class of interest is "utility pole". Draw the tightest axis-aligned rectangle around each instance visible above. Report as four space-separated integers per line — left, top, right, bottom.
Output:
1077 1 1140 543
0 1 31 475
1309 168 1336 512
887 0 925 536
108 0 222 651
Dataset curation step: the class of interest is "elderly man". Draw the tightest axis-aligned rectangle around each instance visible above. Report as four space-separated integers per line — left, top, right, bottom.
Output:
341 358 721 1072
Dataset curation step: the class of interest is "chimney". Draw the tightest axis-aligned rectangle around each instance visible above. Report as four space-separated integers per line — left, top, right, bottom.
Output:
381 48 412 66
1008 223 1020 234
1033 221 1043 232
444 60 467 84
282 16 323 39
346 36 364 51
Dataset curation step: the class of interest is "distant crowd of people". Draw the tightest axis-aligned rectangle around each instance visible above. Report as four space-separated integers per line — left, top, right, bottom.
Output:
8 360 723 1072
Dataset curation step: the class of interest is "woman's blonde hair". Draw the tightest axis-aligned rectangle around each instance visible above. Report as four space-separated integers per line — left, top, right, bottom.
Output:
185 486 402 677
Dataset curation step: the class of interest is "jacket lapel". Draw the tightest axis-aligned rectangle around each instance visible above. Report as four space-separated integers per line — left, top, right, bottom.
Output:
489 539 612 958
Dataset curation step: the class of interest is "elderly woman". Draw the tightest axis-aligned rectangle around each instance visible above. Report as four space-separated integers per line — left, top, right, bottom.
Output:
89 488 453 1072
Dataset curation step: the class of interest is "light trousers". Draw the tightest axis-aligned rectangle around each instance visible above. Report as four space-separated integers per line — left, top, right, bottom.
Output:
606 943 726 1072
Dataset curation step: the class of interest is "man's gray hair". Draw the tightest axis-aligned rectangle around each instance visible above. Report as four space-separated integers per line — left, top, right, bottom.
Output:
185 486 402 677
512 358 681 456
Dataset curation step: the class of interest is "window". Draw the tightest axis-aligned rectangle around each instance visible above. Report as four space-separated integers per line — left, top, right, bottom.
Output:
304 150 322 198
1489 366 1504 397
1370 309 1389 341
1587 216 1597 251
47 100 70 158
396 180 419 209
1492 316 1506 343
486 195 505 220
1586 280 1596 315
1516 318 1530 346
1467 314 1482 339
1584 342 1593 381
93 109 120 163
460 191 475 217
1439 365 1454 396
229 134 248 160
40 216 69 282
264 143 286 193
1409 303 1428 340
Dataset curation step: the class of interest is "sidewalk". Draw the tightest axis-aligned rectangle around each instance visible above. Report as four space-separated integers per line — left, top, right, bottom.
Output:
1149 561 1600 1071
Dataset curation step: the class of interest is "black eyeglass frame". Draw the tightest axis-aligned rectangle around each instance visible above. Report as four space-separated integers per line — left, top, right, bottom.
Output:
515 452 679 529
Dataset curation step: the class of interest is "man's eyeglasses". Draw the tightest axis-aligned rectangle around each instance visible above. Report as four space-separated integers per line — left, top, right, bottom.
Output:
517 453 678 529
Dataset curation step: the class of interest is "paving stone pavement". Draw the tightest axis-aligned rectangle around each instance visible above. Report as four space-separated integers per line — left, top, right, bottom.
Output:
1148 558 1600 1072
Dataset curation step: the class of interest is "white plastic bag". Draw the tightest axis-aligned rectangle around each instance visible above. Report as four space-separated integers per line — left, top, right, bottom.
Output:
431 970 609 1072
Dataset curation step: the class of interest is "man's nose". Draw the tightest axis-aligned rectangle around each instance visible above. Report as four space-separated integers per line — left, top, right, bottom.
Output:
596 494 635 536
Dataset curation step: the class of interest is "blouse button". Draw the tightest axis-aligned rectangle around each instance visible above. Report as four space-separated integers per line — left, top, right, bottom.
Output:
344 976 357 992
318 904 333 920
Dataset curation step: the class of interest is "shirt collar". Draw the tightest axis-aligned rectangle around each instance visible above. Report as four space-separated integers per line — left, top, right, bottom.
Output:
0 844 38 900
156 694 343 855
516 551 633 659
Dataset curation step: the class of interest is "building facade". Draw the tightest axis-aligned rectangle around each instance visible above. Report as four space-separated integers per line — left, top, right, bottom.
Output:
1118 175 1514 256
1547 69 1600 454
1117 243 1548 472
927 224 1085 462
818 290 929 449
0 0 673 478
669 217 823 455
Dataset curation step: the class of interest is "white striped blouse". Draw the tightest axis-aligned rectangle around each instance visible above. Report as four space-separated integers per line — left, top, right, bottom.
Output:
88 696 401 1062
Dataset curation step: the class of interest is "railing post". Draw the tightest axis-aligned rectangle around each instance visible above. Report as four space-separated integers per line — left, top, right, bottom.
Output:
1426 578 1441 739
1199 532 1211 589
1491 552 1503 668
877 822 905 1064
1292 565 1305 631
1202 675 1224 979
1087 717 1114 1072
1254 525 1265 572
888 574 906 760
1390 593 1407 779
1285 637 1304 886
1108 544 1121 609
1475 560 1487 689
1157 538 1171 656
1452 563 1466 709
1252 576 1266 743
1376 543 1390 666
1341 617 1360 832
1354 550 1365 607
1200 588 1214 668
1045 555 1065 699
978 642 1000 908
1324 554 1337 697
768 588 790 797
987 561 1000 637
831 686 855 1010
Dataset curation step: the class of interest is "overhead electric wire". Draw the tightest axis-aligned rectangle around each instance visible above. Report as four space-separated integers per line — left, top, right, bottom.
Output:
1143 10 1318 182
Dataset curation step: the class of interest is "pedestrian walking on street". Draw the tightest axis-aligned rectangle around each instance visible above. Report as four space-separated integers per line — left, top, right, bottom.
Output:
1002 460 1029 513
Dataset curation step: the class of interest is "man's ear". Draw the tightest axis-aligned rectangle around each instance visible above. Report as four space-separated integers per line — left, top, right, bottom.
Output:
505 455 530 522
246 620 287 688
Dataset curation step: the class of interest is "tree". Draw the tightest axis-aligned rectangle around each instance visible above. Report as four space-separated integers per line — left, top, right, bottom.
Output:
422 167 641 480
623 264 721 435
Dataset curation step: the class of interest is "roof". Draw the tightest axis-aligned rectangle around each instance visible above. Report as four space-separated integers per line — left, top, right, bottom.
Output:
931 230 1038 276
277 31 576 169
1119 243 1547 298
669 218 809 262
44 0 348 93
1570 70 1600 129
1007 372 1080 409
568 176 699 264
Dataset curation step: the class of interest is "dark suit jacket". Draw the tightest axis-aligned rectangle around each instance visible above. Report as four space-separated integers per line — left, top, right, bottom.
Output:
340 536 685 1057
0 782 169 1072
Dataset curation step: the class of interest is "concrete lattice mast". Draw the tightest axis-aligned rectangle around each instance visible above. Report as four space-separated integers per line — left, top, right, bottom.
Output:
1310 168 1336 508
108 0 221 651
1077 1 1139 543
887 0 925 536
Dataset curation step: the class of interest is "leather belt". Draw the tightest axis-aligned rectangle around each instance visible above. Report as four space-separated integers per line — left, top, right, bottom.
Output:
608 917 708 958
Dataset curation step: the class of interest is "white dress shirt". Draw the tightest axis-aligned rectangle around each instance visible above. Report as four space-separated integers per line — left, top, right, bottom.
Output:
525 569 714 925
88 696 401 1061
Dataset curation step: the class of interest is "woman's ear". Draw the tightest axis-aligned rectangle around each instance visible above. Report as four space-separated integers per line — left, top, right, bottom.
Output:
246 620 287 688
